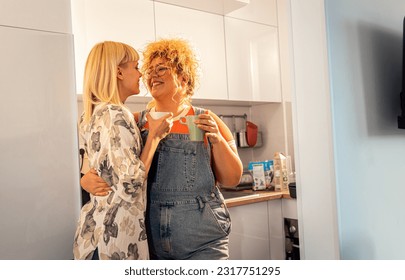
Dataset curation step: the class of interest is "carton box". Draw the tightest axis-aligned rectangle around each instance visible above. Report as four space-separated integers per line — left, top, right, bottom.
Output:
252 164 266 190
273 152 288 191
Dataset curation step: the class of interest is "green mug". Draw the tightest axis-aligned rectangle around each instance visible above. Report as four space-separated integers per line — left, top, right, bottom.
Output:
179 115 205 141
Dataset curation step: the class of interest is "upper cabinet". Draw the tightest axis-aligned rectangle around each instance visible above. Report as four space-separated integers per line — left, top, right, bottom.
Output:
153 0 249 15
225 17 282 102
154 2 228 100
0 0 71 33
226 0 278 26
71 0 155 95
70 0 282 103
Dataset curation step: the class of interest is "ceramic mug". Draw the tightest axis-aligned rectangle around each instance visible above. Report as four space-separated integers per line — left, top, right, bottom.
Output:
149 111 170 119
179 115 205 141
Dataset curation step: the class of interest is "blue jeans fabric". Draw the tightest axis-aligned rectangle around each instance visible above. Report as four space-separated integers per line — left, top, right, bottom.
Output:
139 107 231 260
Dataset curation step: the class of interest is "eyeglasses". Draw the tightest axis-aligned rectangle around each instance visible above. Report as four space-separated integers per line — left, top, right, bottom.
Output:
144 65 170 79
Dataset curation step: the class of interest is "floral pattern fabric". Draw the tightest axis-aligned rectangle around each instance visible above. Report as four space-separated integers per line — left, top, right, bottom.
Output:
73 103 148 260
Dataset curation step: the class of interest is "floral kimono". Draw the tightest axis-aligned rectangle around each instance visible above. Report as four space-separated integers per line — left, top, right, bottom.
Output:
73 103 148 260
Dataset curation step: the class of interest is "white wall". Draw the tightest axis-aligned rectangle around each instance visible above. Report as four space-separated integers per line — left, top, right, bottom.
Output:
289 0 340 259
290 0 405 260
325 0 405 259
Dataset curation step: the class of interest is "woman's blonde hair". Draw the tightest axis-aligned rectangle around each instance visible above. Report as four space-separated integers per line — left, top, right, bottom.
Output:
141 38 200 108
82 41 139 123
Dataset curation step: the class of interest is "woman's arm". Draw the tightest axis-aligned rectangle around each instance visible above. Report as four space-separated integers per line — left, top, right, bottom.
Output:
139 112 173 176
80 168 111 196
81 110 172 196
79 115 111 196
90 105 146 202
196 111 243 187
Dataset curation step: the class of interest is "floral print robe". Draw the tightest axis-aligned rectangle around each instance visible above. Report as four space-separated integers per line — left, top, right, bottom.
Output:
73 103 148 260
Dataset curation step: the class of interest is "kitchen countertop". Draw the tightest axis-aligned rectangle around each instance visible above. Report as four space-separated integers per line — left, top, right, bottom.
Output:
221 189 292 208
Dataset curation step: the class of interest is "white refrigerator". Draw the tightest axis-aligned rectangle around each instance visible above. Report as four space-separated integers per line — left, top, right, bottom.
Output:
0 0 80 259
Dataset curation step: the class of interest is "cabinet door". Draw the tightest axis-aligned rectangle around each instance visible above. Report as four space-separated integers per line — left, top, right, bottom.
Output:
225 17 282 102
154 2 228 100
71 0 155 96
228 201 271 260
282 198 298 219
0 0 71 33
153 0 249 15
268 199 285 259
226 0 278 26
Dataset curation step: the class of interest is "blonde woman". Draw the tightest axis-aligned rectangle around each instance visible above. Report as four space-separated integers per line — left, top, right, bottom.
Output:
73 41 172 260
81 38 243 259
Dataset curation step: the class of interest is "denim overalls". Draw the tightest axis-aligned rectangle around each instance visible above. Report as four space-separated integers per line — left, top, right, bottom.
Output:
138 106 231 260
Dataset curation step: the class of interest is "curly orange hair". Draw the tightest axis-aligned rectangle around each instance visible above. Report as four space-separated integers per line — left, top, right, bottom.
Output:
141 38 200 105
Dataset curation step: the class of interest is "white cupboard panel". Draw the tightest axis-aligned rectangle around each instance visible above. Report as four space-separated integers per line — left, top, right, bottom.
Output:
153 0 248 15
225 17 282 102
228 202 270 259
268 199 285 259
155 3 228 100
0 0 71 33
0 26 80 259
226 0 278 26
71 0 155 95
282 198 298 219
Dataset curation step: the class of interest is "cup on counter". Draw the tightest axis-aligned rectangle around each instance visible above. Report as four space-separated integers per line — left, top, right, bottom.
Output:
179 115 205 141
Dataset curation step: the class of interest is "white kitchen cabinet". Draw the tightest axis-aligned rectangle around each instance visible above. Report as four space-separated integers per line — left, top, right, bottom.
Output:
226 0 278 26
227 198 289 260
153 0 248 15
0 0 71 33
70 0 155 95
225 17 282 102
268 199 285 259
154 2 228 100
282 197 298 219
228 201 271 259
